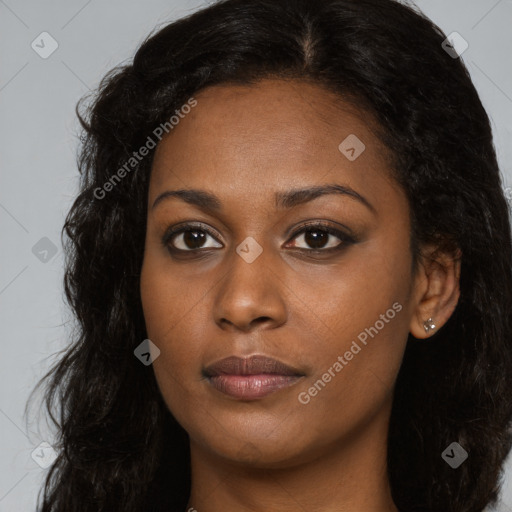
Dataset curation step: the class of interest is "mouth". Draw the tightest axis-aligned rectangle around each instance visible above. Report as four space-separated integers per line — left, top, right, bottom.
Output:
203 355 305 401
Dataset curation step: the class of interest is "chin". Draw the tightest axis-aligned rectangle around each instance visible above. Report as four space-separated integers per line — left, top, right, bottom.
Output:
196 431 313 469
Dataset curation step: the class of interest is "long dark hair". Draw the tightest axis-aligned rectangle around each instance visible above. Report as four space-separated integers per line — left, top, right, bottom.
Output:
29 0 512 510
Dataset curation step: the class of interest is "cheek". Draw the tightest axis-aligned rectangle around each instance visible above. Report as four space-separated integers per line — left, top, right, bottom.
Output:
295 281 407 404
140 249 214 415
289 241 411 422
140 254 191 385
140 246 208 341
288 281 408 452
295 231 412 347
140 277 199 433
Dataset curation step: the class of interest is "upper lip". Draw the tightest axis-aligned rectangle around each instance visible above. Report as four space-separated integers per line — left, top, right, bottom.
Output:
203 355 305 377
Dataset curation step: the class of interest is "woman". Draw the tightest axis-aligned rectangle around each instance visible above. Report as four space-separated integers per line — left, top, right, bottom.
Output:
31 0 512 510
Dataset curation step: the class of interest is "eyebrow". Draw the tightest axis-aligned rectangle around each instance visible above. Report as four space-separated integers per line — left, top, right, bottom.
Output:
151 183 377 215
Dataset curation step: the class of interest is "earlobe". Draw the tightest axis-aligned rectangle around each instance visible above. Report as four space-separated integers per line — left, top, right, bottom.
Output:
409 246 462 340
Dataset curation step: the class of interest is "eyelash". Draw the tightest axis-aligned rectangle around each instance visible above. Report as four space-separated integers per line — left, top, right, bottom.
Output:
162 221 356 256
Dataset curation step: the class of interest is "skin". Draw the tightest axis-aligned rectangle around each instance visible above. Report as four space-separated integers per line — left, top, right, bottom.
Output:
140 78 461 512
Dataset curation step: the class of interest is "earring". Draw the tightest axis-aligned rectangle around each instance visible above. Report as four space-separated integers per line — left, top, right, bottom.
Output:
423 317 436 333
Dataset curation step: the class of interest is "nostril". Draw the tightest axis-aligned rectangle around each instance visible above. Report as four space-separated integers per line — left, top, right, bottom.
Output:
251 316 272 326
219 316 272 332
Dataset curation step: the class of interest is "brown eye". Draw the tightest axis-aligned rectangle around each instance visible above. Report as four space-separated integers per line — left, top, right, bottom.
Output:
164 225 223 252
299 229 333 249
288 224 351 251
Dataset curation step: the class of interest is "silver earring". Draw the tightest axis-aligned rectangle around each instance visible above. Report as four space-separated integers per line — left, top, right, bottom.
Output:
423 317 436 333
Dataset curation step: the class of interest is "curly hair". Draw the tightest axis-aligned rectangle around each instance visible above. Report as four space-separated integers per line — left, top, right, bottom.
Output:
29 0 512 510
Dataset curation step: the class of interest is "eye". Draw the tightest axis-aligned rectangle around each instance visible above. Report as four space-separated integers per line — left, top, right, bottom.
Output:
162 220 355 256
163 223 223 252
286 222 354 251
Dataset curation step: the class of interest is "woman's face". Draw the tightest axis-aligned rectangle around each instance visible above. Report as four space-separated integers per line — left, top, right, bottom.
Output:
140 78 420 467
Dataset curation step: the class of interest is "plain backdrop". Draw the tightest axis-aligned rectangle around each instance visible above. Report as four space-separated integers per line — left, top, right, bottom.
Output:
1 0 511 510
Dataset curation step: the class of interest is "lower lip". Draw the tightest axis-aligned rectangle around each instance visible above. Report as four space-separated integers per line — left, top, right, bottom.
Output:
207 374 303 400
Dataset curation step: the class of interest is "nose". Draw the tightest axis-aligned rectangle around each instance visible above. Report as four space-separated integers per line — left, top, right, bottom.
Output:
212 243 287 332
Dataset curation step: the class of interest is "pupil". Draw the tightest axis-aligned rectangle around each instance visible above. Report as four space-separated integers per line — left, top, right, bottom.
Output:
184 230 206 249
305 229 328 249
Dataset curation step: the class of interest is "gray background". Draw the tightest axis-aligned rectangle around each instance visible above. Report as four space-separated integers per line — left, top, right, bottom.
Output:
1 0 511 510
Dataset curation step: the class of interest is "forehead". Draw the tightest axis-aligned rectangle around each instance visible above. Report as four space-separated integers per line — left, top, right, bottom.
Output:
149 79 402 212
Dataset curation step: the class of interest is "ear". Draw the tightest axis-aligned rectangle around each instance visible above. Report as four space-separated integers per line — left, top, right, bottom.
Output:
409 244 462 339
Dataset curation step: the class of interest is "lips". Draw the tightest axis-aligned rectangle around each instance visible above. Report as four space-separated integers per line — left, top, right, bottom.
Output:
204 355 303 377
203 355 305 400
